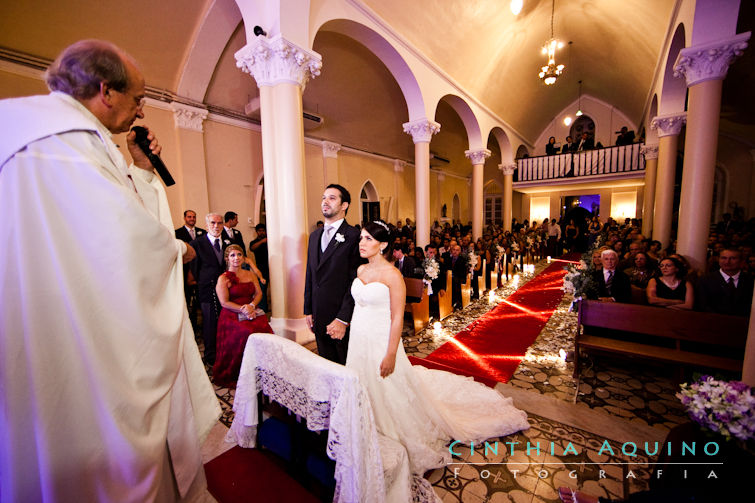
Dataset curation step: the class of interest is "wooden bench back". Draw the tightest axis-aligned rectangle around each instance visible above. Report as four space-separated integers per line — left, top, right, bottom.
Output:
578 300 747 348
404 277 424 299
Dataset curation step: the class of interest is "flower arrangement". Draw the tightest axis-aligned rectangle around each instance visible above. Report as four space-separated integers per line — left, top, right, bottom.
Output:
510 241 520 253
465 250 478 274
422 257 440 295
562 260 597 300
495 244 504 263
677 376 755 442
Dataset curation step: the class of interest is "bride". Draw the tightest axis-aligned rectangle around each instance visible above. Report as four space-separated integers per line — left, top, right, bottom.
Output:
346 220 529 500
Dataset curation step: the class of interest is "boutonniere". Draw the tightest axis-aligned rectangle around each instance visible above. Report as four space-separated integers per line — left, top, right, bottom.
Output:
197 230 203 235
335 233 345 243
224 239 231 245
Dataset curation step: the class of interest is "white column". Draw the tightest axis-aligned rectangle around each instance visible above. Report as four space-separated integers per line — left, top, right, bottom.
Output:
649 113 686 249
639 144 658 238
236 34 322 343
674 33 750 272
321 141 341 188
500 163 516 232
393 160 405 223
403 118 440 249
465 149 491 241
170 102 210 219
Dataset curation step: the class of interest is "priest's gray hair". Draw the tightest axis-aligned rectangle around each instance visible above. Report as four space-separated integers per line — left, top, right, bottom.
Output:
45 39 130 100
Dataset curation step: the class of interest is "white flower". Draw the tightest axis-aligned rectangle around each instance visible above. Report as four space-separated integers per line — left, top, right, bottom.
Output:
224 239 231 245
335 233 345 243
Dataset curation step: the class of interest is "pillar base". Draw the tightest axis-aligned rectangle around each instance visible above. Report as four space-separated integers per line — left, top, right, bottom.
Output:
270 316 315 345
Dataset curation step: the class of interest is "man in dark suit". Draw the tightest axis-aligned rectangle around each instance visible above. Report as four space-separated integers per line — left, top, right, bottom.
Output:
393 244 418 278
175 210 206 328
696 248 754 316
189 213 228 366
448 244 469 308
561 135 577 153
577 132 595 151
304 184 361 364
589 249 631 303
222 211 245 248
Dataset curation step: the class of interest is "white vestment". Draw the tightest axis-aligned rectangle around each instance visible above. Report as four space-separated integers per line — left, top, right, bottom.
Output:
0 93 220 502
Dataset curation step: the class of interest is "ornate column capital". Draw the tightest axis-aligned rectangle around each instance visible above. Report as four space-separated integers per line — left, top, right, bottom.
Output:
235 34 322 90
650 113 687 137
464 148 491 165
322 141 341 159
640 144 659 160
170 102 208 132
674 32 750 87
393 159 406 173
402 118 441 143
499 163 517 176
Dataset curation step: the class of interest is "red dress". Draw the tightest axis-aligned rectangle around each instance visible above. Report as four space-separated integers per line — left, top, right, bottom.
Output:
212 272 273 388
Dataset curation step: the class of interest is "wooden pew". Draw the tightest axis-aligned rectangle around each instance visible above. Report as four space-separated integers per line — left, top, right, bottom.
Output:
460 272 472 309
404 277 429 335
574 300 748 379
487 259 498 292
438 270 453 320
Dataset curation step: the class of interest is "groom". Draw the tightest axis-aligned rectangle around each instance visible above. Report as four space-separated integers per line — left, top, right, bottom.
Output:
304 184 361 364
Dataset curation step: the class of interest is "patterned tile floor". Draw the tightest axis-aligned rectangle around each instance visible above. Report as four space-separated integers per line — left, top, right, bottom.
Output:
199 258 719 502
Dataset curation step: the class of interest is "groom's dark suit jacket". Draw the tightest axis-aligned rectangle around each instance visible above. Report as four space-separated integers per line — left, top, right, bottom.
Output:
304 221 361 362
189 234 228 303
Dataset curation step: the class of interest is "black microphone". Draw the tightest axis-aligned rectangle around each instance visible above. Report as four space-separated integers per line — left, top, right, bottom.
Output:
131 126 175 186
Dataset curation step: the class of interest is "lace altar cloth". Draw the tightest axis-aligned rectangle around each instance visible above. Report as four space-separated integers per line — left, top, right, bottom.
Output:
227 333 389 503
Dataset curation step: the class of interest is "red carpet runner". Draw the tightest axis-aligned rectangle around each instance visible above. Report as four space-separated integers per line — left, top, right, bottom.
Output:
410 255 578 387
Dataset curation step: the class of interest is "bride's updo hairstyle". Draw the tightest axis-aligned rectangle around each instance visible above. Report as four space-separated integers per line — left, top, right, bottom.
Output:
362 220 393 258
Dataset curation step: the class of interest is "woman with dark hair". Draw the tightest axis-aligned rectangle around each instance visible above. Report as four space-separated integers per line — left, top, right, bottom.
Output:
646 256 694 310
213 244 273 387
347 220 529 500
545 136 558 155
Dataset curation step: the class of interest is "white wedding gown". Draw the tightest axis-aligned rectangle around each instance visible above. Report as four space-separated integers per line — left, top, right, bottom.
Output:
346 278 529 501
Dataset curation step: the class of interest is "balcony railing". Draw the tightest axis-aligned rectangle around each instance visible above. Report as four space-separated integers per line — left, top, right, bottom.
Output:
516 143 645 182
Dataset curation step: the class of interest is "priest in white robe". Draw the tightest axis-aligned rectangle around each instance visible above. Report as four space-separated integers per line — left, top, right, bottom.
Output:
0 40 220 502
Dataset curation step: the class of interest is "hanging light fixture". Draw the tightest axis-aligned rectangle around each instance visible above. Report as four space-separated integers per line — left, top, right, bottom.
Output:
538 0 564 85
576 80 583 116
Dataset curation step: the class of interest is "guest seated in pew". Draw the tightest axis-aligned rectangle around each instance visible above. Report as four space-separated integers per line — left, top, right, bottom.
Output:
646 257 694 310
696 247 754 316
449 244 469 308
213 245 274 388
393 243 420 278
624 251 654 289
588 249 631 303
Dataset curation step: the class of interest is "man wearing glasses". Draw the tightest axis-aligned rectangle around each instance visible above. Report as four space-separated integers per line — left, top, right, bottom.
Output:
0 40 219 501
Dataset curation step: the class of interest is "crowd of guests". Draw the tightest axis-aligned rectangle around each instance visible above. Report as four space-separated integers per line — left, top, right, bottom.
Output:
176 210 273 387
577 214 754 317
544 126 637 156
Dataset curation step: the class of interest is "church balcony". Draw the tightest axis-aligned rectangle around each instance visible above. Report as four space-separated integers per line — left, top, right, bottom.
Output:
514 143 646 189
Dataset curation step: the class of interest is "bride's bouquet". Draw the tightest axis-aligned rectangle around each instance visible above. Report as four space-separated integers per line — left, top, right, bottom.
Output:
422 257 440 295
677 376 755 442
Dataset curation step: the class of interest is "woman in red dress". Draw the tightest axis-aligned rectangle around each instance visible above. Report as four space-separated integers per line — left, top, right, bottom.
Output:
213 244 273 387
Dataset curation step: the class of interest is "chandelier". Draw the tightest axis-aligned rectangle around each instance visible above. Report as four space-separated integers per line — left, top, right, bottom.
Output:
538 0 564 85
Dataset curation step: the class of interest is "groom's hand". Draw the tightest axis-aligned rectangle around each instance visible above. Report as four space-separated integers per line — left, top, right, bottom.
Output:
327 319 347 340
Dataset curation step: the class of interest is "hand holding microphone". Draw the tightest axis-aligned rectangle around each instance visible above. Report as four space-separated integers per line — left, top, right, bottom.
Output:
128 126 175 186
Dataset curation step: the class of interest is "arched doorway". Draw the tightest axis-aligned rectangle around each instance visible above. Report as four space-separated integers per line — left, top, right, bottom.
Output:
452 193 460 222
360 180 379 224
484 180 503 225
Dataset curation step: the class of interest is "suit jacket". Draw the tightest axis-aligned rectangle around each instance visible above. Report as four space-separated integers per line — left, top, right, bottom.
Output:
222 228 245 249
696 271 754 316
395 255 418 278
577 137 595 151
189 234 228 303
175 226 206 243
589 269 632 303
304 221 362 330
562 142 577 153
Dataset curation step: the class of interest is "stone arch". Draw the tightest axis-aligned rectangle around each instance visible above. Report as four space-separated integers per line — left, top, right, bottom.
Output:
660 23 687 114
646 94 659 143
359 179 380 224
437 94 484 151
315 19 426 121
515 145 529 159
489 127 513 164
